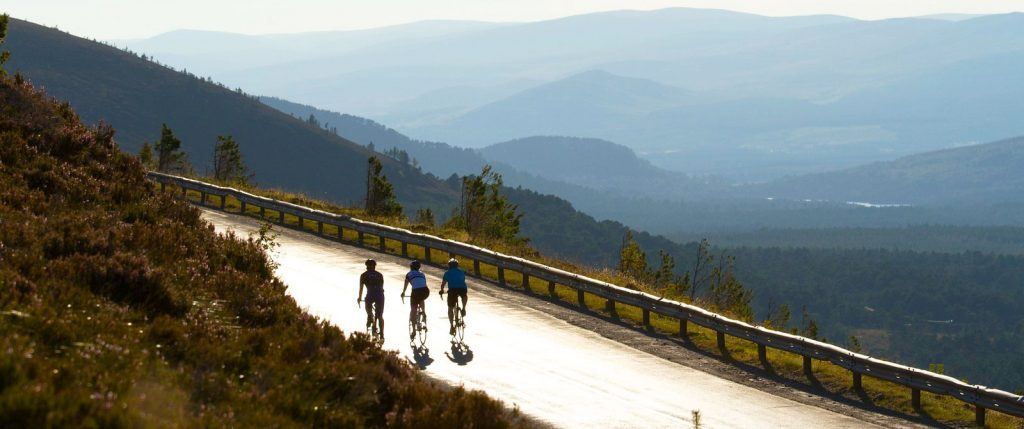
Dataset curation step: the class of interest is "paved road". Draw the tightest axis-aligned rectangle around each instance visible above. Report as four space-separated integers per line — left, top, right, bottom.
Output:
203 209 875 428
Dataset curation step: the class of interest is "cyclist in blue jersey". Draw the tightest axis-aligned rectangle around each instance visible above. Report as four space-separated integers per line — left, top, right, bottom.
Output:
439 258 468 335
400 260 430 338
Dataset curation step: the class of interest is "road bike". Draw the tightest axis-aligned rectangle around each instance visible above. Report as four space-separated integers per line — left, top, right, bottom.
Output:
408 298 428 347
446 293 466 343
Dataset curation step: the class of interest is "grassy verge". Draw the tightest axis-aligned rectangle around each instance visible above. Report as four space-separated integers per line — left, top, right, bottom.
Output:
0 76 532 427
176 181 1024 428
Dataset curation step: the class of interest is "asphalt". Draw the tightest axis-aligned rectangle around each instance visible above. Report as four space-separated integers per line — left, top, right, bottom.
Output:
202 209 877 428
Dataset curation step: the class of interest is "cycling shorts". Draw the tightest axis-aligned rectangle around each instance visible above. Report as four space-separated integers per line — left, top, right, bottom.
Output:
446 288 467 308
411 287 429 305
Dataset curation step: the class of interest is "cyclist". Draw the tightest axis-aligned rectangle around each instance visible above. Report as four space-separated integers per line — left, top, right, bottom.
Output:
401 260 430 339
357 259 385 337
438 258 468 335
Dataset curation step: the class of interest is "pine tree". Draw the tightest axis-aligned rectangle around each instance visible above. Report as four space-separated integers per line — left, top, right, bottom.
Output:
617 231 648 281
212 135 249 184
454 165 522 242
155 124 188 173
138 142 155 170
415 208 435 226
365 156 402 217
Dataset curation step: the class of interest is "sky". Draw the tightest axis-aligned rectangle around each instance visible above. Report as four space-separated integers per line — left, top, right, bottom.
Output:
5 0 1024 39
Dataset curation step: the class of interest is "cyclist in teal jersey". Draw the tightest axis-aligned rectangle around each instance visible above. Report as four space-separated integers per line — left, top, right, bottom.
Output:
439 258 468 335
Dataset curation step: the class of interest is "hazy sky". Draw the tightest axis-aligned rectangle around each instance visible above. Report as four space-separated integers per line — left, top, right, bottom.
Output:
6 0 1024 39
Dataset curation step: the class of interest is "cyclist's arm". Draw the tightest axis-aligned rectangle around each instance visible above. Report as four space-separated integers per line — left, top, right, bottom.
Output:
357 280 364 301
439 278 448 294
401 277 410 296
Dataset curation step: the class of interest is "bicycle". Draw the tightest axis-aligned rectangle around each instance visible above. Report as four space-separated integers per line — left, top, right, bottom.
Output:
441 290 466 343
360 298 384 343
407 296 428 347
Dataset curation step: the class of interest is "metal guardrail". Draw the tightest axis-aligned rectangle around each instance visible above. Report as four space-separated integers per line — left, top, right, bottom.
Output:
148 171 1024 424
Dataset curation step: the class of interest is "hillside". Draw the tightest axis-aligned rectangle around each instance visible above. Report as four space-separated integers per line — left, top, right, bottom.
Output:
755 136 1024 204
4 18 456 211
0 65 525 426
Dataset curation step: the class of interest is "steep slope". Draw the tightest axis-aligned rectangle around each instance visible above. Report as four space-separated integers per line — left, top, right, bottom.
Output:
756 136 1024 204
0 65 524 427
4 18 456 211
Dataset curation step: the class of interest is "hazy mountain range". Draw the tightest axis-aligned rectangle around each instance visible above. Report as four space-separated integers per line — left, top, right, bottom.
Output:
118 8 1024 181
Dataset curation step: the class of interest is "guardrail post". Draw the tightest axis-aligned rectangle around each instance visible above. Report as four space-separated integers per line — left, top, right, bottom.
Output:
181 186 187 198
240 200 247 214
219 195 226 210
401 242 408 257
357 231 365 247
803 356 813 376
317 221 323 235
337 226 345 241
605 299 616 315
160 182 166 192
297 216 304 230
378 235 386 251
200 191 207 206
521 273 530 292
911 388 920 409
424 246 431 263
758 344 767 365
548 280 556 298
259 206 265 219
976 405 985 426
852 372 863 391
577 289 586 307
473 260 481 277
716 331 726 351
642 308 650 328
278 210 284 224
497 267 506 286
679 319 688 338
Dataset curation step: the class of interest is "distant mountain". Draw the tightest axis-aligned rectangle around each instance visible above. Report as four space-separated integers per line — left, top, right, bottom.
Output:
755 136 1024 204
479 136 727 198
119 9 1024 182
259 96 489 178
4 18 456 211
415 70 692 147
112 20 505 76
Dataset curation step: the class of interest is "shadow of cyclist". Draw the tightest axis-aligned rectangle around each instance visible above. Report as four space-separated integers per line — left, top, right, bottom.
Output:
410 344 434 370
445 341 474 366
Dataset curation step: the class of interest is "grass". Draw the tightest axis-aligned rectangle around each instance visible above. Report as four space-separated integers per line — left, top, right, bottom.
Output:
0 75 532 427
171 180 1024 428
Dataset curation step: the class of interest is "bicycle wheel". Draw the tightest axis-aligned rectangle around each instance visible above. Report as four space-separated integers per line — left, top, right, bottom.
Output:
453 304 466 343
416 309 428 347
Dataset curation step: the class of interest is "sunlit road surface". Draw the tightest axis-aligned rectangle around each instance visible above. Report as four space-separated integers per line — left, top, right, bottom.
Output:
203 209 876 428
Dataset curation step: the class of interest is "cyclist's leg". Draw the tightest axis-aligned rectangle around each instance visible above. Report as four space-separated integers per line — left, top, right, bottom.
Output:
459 290 467 316
446 291 457 333
364 300 374 328
375 296 385 333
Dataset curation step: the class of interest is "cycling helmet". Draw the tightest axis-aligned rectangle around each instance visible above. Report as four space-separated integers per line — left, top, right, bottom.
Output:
447 258 459 269
410 260 421 270
365 259 377 268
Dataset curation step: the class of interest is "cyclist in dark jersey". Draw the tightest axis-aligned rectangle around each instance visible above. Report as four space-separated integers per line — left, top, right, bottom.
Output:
357 259 385 336
439 258 468 335
401 260 430 338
